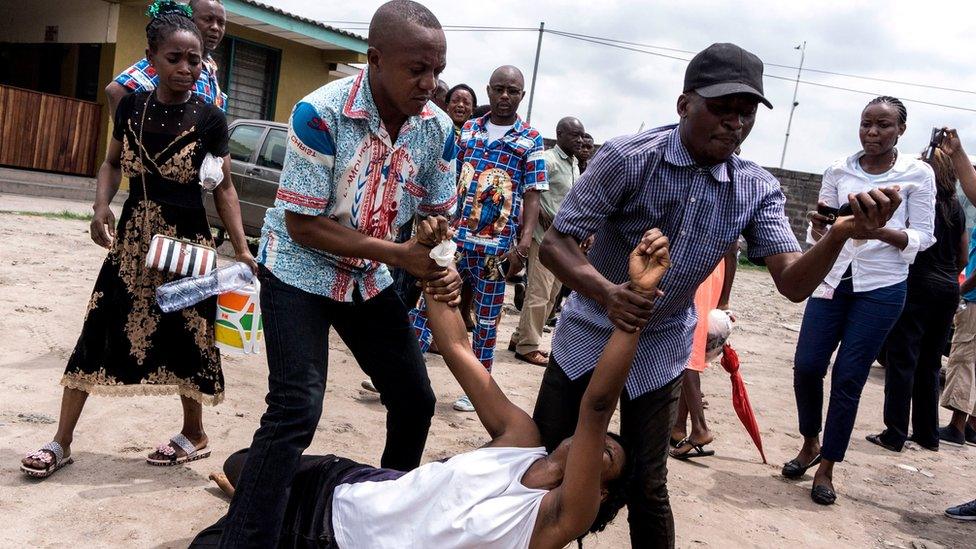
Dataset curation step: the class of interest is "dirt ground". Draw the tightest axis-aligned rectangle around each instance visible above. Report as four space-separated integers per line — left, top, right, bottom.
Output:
1 193 974 548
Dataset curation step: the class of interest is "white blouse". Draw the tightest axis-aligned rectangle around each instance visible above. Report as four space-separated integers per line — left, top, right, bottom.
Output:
807 150 936 293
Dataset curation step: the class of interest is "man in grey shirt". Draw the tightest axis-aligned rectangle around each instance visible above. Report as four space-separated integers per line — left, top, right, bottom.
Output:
510 117 585 365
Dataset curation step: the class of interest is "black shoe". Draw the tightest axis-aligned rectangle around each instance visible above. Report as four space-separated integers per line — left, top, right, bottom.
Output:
939 425 966 446
907 434 939 452
865 433 902 452
966 424 976 447
781 453 821 479
811 484 836 506
945 498 976 521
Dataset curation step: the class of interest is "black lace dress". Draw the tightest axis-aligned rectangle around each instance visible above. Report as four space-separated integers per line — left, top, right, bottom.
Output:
61 92 229 405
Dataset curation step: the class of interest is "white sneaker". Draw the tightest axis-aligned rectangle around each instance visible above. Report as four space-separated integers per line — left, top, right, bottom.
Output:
453 395 475 412
361 379 378 393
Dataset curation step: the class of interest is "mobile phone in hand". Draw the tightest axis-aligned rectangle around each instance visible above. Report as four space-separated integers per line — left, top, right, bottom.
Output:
817 203 853 225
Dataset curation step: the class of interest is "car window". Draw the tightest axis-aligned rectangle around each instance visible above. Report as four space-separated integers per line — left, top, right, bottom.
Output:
228 125 264 162
257 129 287 171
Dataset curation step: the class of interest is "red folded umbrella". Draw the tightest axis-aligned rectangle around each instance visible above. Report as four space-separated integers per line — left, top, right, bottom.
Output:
720 343 767 464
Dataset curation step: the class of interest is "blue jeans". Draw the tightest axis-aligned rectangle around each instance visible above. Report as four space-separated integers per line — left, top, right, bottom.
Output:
793 275 906 463
218 267 435 548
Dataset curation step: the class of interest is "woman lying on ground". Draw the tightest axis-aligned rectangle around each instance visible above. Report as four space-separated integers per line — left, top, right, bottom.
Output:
191 227 671 549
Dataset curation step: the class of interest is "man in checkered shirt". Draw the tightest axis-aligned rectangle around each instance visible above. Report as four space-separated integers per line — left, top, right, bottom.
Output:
410 65 548 413
534 43 904 548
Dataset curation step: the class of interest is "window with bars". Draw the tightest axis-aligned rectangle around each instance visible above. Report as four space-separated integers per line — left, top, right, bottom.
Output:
211 37 281 121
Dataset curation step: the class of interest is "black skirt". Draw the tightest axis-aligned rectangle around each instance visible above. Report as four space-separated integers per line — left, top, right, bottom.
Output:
61 196 223 405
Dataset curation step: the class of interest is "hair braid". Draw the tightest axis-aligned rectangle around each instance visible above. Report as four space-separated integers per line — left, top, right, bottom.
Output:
867 95 907 125
145 0 203 52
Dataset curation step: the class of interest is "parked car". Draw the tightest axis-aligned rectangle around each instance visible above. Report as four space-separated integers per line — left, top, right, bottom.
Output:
204 119 288 252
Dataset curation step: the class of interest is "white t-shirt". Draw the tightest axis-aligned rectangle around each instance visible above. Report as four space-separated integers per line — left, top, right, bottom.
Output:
485 121 514 143
331 446 549 549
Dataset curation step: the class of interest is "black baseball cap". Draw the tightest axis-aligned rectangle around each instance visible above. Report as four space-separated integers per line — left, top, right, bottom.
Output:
684 43 772 109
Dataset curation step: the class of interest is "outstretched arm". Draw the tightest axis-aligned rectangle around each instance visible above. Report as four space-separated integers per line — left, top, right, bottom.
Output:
425 294 540 447
418 217 539 447
535 229 670 546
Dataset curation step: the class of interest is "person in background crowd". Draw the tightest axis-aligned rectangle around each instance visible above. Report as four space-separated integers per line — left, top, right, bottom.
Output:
411 65 548 413
536 43 904 546
21 0 255 479
785 96 935 506
471 104 491 119
217 2 461 545
937 128 976 447
445 83 477 136
578 132 595 173
509 116 585 366
869 135 968 453
106 0 227 115
433 78 449 111
670 243 737 459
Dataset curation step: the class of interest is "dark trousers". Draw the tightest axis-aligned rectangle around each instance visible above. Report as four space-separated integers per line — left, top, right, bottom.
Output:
880 278 959 449
218 267 435 548
192 449 364 549
533 358 682 549
793 276 906 462
391 222 422 308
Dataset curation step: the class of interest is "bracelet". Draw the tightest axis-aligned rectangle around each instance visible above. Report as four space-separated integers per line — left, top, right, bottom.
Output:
515 247 528 260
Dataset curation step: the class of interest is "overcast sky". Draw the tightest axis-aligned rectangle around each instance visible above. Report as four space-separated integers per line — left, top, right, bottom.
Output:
271 0 976 174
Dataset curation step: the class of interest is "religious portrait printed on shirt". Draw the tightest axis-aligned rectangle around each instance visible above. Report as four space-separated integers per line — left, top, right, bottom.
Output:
465 167 514 240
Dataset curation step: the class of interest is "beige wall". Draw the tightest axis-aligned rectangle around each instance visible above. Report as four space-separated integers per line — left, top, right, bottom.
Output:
0 0 117 43
221 21 344 122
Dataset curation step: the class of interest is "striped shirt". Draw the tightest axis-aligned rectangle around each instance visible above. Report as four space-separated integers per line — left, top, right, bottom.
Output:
551 125 800 397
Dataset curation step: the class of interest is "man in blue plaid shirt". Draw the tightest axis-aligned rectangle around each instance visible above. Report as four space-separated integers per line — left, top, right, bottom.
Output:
411 65 548 413
534 43 904 547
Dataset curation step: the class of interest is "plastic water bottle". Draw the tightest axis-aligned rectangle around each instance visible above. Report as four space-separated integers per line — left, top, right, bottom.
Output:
156 262 254 312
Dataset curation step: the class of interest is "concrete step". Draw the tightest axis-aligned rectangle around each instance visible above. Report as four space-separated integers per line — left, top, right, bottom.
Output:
0 167 126 203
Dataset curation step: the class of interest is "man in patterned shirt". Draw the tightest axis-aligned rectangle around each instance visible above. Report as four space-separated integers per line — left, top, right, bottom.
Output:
535 43 904 547
217 2 460 546
410 65 548 413
105 0 228 116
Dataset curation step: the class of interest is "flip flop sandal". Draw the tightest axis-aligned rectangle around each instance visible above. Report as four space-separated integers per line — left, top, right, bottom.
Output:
669 437 715 459
865 433 901 452
670 437 684 449
21 441 73 479
147 433 211 466
781 453 821 479
811 484 836 505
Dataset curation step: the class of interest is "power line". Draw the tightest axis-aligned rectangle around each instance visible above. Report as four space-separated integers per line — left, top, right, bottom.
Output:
545 30 976 113
545 28 976 96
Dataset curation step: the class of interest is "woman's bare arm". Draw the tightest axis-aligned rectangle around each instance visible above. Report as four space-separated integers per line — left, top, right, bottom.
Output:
533 230 670 547
425 295 539 447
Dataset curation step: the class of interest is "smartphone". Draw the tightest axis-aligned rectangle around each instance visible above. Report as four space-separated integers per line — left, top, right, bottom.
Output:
817 203 853 224
924 128 946 161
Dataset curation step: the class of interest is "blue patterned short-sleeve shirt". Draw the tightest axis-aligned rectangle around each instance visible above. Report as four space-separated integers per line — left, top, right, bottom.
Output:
552 125 801 398
114 57 227 112
258 70 458 302
453 114 548 255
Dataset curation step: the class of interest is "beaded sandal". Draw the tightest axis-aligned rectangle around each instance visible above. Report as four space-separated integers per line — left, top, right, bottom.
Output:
146 433 211 466
21 441 73 478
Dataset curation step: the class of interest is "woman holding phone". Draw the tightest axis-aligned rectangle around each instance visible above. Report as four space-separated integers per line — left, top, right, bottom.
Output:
783 96 936 505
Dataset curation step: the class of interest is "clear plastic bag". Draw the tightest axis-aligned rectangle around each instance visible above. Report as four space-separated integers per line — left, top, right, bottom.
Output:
199 153 224 191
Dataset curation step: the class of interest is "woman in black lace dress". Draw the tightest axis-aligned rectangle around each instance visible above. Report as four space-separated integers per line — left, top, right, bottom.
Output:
21 1 256 478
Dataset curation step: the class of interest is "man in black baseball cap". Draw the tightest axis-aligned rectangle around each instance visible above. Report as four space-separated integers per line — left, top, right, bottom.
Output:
536 41 904 547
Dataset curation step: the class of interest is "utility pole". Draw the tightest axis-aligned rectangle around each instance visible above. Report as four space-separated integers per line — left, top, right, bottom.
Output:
525 22 544 124
779 41 806 169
